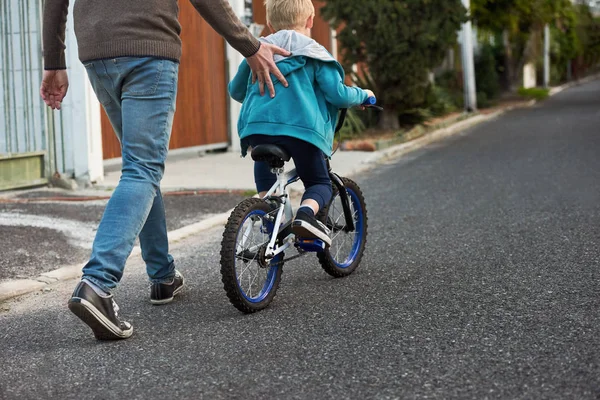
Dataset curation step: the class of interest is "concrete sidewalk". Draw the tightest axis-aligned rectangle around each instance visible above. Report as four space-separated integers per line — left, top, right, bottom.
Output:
100 149 377 191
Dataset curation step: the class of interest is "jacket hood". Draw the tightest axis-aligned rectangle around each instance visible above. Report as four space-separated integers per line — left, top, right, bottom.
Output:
260 30 343 76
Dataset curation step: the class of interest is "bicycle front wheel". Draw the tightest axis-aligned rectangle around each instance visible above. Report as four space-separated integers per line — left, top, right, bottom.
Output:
220 198 283 313
318 177 368 277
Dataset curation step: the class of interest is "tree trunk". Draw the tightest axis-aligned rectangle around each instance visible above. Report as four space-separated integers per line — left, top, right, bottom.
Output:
378 109 400 130
514 30 539 89
503 30 515 91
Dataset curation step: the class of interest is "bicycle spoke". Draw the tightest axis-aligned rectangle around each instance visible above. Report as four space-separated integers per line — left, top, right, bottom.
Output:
235 215 270 298
248 267 262 297
238 256 257 281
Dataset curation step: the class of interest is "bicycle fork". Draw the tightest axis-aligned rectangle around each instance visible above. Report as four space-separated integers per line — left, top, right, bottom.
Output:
328 169 356 233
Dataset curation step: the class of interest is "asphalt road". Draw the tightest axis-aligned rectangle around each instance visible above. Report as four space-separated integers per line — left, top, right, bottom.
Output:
1 80 599 399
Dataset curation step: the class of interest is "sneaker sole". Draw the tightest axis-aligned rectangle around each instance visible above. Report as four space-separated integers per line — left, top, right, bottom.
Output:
68 298 133 340
292 221 332 246
150 278 185 306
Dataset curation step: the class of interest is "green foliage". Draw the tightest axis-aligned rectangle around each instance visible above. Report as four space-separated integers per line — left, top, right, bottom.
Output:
337 108 366 138
518 87 549 100
474 43 501 107
574 4 600 67
425 85 459 117
350 69 381 129
472 0 576 87
321 0 467 115
435 70 464 109
472 0 574 33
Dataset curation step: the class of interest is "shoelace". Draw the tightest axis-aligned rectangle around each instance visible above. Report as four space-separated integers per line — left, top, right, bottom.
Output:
111 299 120 317
112 299 132 329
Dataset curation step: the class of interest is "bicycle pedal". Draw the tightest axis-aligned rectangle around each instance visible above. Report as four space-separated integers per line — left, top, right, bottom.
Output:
295 238 326 253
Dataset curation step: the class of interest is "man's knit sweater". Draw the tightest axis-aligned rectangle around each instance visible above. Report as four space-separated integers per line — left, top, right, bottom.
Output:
42 0 260 69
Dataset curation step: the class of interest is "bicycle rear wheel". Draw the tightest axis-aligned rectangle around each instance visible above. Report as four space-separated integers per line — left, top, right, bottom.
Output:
318 177 368 277
220 198 284 313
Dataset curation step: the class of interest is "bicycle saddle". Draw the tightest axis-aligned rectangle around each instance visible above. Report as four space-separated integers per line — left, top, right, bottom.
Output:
251 144 291 168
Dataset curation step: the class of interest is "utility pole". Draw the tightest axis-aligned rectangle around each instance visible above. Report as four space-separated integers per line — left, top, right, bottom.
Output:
543 24 550 88
459 0 477 112
226 0 248 153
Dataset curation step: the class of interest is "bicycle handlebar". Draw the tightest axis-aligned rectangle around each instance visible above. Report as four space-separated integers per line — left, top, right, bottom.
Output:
362 96 377 106
334 97 382 134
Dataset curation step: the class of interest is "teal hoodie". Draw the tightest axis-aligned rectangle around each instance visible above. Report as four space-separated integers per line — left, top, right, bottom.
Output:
228 30 368 157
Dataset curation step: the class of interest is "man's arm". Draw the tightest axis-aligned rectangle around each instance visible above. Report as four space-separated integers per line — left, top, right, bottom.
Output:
189 0 290 97
189 0 259 57
40 0 70 110
42 0 70 70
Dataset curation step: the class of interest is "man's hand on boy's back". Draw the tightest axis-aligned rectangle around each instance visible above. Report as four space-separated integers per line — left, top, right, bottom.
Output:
246 43 291 98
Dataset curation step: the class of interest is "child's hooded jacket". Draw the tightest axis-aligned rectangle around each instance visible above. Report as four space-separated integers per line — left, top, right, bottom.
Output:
228 30 368 156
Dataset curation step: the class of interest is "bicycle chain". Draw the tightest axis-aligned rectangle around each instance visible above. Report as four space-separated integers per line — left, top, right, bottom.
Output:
268 248 308 267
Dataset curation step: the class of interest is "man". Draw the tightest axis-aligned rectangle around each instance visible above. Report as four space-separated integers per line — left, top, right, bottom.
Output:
40 0 290 340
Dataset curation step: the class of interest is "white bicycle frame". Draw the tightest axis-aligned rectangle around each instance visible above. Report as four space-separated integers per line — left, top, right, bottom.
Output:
239 165 300 261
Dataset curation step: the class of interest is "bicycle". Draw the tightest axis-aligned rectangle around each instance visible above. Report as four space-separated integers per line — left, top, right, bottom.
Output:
219 98 381 313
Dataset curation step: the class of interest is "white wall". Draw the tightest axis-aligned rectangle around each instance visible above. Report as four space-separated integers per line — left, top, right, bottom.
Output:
61 0 104 184
227 0 252 154
41 0 105 185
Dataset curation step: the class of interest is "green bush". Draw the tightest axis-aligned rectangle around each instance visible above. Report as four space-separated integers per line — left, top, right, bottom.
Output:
518 87 550 101
425 85 459 117
475 43 500 107
476 91 492 108
337 109 366 138
322 0 467 129
351 69 382 130
435 70 464 109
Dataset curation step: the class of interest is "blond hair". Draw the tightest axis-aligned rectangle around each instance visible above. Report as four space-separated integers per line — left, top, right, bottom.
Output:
265 0 315 31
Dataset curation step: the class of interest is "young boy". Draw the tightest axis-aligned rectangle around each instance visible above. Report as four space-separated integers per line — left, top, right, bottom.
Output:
228 0 374 246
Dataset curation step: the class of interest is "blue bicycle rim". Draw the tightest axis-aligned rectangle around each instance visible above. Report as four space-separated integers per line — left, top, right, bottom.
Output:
332 188 364 269
236 209 280 303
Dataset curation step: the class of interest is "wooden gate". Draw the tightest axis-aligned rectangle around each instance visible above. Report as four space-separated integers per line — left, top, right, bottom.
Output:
100 1 229 160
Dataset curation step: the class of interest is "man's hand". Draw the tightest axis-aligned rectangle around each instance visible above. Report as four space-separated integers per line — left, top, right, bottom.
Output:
246 43 291 98
40 70 69 110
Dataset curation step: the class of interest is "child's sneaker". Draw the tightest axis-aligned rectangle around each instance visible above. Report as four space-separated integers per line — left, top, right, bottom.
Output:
292 208 332 246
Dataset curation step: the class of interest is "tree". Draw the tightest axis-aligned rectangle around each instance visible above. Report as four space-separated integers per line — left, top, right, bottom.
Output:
573 3 600 74
321 0 467 130
471 0 575 88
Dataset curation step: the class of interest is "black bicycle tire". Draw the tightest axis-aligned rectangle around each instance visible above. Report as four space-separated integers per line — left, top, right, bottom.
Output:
317 178 368 278
220 198 283 313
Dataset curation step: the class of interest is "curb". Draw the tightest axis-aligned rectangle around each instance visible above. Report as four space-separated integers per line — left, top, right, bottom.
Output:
1 77 596 304
549 72 600 96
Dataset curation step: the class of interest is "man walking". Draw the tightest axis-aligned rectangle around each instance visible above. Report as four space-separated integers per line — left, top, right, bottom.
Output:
40 0 290 340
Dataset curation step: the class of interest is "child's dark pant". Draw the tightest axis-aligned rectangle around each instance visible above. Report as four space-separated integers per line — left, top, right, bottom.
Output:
247 135 333 211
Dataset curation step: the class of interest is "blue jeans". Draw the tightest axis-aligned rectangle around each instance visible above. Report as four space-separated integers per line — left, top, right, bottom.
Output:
82 57 179 293
247 135 333 210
